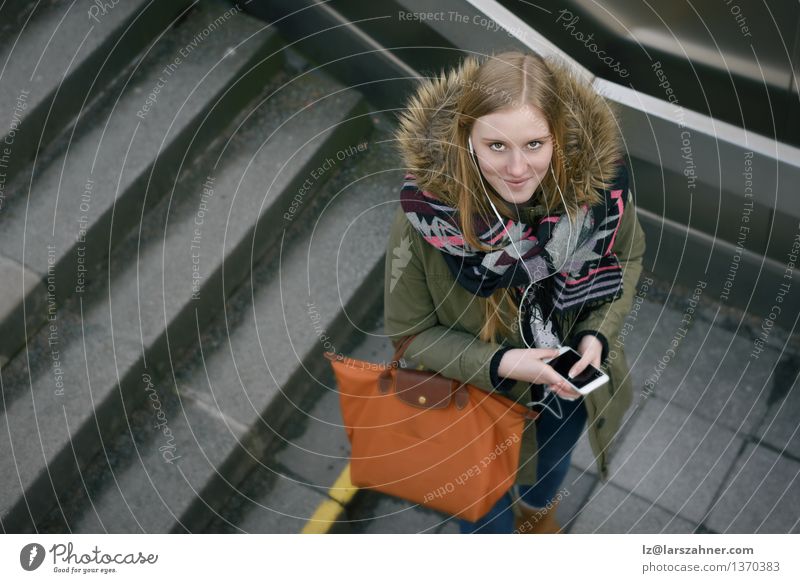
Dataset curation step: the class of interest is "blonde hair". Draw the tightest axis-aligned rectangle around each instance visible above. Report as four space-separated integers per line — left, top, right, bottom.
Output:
446 50 603 343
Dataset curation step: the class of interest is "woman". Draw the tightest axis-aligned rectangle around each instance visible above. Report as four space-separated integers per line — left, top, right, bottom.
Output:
384 50 646 533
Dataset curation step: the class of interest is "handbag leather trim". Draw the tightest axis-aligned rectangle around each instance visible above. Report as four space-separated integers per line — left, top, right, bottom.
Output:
394 369 454 409
330 338 535 418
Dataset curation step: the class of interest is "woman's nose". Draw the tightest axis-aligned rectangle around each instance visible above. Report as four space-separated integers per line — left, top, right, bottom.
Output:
507 148 529 177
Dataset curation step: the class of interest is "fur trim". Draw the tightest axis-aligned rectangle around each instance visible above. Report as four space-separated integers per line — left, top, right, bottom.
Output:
393 54 623 205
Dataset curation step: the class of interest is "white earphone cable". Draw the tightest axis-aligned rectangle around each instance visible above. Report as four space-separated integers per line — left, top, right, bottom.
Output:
467 135 575 418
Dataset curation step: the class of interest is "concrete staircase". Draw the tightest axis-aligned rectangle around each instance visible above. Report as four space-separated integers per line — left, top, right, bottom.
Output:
0 0 399 533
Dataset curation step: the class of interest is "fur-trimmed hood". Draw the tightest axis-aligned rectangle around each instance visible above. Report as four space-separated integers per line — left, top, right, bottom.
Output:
393 54 623 204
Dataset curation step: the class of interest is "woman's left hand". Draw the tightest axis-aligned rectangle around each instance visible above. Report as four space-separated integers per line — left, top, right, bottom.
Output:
569 335 603 379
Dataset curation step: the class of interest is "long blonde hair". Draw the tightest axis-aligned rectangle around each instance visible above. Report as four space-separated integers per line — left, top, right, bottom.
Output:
445 51 603 343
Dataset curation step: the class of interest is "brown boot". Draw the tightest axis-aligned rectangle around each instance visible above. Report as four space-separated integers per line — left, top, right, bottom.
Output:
513 496 562 534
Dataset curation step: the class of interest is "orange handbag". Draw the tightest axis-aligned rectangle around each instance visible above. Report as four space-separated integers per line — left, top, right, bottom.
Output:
324 335 538 522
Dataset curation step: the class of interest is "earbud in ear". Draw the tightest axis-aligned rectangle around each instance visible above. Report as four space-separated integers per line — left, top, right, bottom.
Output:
468 136 474 155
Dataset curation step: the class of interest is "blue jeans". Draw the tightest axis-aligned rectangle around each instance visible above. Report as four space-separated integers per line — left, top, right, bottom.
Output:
458 390 588 533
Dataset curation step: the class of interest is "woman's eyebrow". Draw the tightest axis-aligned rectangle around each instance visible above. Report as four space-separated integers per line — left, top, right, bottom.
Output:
480 134 550 143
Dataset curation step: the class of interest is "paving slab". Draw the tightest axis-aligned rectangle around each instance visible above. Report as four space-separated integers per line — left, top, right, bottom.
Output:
437 520 460 534
569 479 696 533
608 274 690 399
755 353 800 459
346 491 449 534
650 313 779 436
570 291 685 474
607 395 744 524
570 390 641 474
704 441 800 534
558 464 600 532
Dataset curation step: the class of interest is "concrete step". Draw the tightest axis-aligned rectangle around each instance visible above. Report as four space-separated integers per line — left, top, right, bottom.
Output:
0 1 37 38
33 108 399 533
0 0 193 189
0 49 373 532
0 0 285 369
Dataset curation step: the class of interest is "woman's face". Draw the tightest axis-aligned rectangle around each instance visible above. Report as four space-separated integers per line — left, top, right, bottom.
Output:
469 104 554 206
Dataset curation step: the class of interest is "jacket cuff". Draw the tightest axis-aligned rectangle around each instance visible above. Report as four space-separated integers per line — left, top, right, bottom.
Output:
489 346 516 391
570 330 610 367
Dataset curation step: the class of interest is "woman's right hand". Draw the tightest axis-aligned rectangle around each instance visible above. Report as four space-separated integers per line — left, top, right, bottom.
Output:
497 348 581 400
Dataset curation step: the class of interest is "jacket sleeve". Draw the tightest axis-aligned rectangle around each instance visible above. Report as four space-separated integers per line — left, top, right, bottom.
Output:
570 193 647 365
383 207 507 393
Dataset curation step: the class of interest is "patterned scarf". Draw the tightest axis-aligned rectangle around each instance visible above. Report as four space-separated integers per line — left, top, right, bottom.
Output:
400 164 629 348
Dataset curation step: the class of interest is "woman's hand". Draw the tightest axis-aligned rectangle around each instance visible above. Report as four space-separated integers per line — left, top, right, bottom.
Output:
497 348 581 399
569 335 603 379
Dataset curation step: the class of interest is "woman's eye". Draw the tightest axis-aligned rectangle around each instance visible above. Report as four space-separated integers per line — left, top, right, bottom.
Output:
487 141 543 152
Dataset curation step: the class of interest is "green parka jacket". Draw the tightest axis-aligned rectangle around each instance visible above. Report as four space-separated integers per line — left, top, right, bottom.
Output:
383 55 647 485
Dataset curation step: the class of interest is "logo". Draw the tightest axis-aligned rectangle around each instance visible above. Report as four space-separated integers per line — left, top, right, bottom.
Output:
390 235 412 292
20 543 46 571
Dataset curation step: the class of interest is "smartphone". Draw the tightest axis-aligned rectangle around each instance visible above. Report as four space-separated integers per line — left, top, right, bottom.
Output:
543 345 609 397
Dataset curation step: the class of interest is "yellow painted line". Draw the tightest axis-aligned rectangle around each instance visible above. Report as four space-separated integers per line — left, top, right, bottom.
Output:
327 462 359 505
301 463 359 534
300 498 345 534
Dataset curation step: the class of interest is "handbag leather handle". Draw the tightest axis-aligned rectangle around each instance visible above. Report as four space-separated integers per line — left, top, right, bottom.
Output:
377 336 538 419
452 381 469 409
390 334 418 363
377 334 418 393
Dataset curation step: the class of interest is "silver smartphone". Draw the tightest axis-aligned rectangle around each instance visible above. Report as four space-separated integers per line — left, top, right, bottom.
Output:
543 345 609 397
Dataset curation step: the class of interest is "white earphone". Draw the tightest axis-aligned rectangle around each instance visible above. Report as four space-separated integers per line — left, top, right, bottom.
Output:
467 133 576 418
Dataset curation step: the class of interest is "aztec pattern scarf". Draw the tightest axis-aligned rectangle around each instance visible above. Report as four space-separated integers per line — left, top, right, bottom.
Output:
400 165 629 348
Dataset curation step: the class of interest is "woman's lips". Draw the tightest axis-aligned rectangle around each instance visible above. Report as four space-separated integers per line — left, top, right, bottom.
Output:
504 177 531 187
